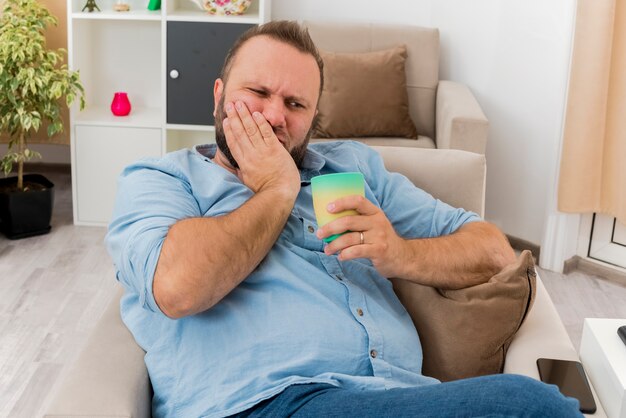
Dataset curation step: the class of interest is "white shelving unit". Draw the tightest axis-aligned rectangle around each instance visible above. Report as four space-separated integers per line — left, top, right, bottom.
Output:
68 0 271 225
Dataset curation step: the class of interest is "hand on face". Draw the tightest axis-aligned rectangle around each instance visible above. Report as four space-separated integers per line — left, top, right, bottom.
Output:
316 195 408 278
223 100 301 198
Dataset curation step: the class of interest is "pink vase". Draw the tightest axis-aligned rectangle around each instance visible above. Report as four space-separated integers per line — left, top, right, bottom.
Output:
111 92 131 116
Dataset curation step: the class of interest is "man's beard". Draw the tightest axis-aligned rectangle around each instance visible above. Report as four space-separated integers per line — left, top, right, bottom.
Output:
214 95 313 169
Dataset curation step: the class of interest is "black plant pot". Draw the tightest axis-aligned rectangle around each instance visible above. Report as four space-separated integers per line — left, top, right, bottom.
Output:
0 174 55 240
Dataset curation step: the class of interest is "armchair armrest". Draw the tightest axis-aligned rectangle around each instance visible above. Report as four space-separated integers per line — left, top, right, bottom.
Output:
504 275 606 417
44 284 150 418
372 146 486 217
436 80 489 154
504 275 579 376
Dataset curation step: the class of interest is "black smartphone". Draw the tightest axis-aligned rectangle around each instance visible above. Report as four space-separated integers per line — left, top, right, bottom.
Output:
536 358 597 414
618 325 626 346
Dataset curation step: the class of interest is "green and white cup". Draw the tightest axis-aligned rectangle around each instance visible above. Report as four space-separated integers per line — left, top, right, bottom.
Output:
311 172 365 243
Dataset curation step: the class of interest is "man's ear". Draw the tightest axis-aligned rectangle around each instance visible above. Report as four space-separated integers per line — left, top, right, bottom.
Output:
213 78 224 117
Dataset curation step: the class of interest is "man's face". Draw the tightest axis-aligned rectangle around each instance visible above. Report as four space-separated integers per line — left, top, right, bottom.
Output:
213 36 321 169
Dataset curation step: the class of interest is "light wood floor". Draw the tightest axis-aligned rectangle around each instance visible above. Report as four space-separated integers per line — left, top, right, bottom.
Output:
1 168 626 418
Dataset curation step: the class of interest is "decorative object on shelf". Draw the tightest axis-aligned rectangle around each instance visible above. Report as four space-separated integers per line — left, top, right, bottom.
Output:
190 0 252 15
82 0 100 12
111 92 132 116
113 1 130 12
0 0 84 239
147 0 161 11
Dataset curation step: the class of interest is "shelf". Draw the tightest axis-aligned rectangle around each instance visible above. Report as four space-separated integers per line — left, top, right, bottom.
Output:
166 129 215 153
74 107 162 129
71 10 262 25
165 10 261 23
72 9 261 23
166 123 215 132
71 10 162 21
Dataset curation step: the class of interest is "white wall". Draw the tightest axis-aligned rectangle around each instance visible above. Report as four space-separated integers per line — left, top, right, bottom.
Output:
430 0 577 245
273 0 577 246
272 0 431 26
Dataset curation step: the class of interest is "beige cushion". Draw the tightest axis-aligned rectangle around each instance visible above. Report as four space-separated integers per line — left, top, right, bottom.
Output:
305 21 439 138
391 250 537 382
313 46 418 139
372 146 486 217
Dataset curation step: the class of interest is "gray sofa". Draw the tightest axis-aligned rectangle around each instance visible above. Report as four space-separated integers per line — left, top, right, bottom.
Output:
306 22 489 154
45 147 605 417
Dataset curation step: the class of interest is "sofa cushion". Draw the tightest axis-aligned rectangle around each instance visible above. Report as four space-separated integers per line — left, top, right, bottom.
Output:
391 250 537 382
304 21 440 139
313 46 418 140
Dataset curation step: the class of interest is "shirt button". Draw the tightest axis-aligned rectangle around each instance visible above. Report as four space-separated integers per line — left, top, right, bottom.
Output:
307 225 315 233
356 308 364 316
370 349 378 359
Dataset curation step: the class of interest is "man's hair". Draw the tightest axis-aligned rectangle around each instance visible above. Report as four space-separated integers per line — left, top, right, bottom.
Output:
219 20 324 98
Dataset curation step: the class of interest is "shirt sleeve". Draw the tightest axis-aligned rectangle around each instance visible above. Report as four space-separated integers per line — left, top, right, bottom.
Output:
356 143 481 239
105 156 202 316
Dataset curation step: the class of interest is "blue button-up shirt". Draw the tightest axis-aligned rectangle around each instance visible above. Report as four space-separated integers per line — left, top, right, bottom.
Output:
106 141 480 418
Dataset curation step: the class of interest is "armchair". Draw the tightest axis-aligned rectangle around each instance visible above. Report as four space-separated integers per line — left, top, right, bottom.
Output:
45 147 604 417
305 22 489 154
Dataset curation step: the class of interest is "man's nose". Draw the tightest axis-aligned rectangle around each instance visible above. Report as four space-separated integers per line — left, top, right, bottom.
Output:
262 98 287 130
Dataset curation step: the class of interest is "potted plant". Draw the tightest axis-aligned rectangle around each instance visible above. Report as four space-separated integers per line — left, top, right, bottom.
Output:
0 0 84 239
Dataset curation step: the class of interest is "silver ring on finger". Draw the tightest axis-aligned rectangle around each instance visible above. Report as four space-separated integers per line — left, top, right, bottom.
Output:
359 231 365 245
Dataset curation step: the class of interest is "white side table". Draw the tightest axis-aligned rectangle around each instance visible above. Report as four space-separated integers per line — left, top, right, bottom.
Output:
580 318 626 418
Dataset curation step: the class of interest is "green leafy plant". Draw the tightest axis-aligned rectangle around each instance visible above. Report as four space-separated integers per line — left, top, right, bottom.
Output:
0 0 85 190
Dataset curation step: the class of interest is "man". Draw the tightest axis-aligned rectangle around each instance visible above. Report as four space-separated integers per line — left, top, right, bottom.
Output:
106 21 581 417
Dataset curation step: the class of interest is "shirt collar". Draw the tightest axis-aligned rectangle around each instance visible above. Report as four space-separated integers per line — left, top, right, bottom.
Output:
194 143 325 185
299 147 325 185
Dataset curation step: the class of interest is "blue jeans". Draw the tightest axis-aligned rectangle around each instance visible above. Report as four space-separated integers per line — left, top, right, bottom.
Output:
233 374 582 417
